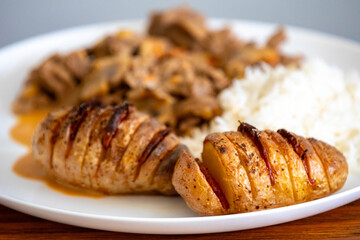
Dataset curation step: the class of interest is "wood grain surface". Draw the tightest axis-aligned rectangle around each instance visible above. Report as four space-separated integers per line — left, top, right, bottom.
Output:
0 199 359 240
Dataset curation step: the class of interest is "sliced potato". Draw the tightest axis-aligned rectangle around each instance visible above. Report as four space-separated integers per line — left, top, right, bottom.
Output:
266 131 311 202
256 131 294 207
118 118 165 190
33 102 180 194
173 122 348 215
81 107 114 190
278 129 330 199
66 107 102 186
172 146 226 215
97 111 149 193
202 133 252 212
224 131 276 211
309 138 348 193
33 107 70 173
135 132 180 194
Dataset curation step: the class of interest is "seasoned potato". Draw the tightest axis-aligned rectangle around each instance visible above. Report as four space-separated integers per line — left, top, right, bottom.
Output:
33 101 182 195
172 122 348 215
172 146 226 215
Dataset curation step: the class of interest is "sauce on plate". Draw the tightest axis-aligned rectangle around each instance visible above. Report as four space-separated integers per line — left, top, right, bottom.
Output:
11 112 104 198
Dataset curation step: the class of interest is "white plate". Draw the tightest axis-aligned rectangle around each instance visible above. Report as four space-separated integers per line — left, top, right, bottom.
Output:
0 20 359 235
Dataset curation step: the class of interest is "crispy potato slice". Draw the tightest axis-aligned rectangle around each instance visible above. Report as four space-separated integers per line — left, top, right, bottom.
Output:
97 111 149 193
309 138 348 193
266 131 311 202
202 133 252 212
278 130 330 199
81 107 114 189
172 146 226 215
52 109 75 180
65 107 102 186
135 132 179 193
118 118 165 189
151 142 182 195
224 132 276 211
53 101 102 185
33 108 70 173
257 131 294 206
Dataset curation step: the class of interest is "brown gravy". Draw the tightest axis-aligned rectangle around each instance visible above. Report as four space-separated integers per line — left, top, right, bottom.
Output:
11 113 104 198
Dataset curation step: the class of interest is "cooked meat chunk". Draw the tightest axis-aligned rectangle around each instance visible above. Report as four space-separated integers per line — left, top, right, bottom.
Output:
202 28 244 67
80 56 129 100
148 6 207 49
64 51 92 80
175 96 222 136
126 88 175 124
175 96 221 120
89 30 141 58
266 27 286 49
172 122 348 215
32 101 182 195
12 84 55 115
38 55 76 95
12 51 91 114
266 27 303 66
280 55 303 66
158 52 229 96
123 57 158 89
148 7 301 79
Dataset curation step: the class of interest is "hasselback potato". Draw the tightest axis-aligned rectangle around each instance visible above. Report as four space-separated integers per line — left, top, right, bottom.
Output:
172 122 348 215
32 100 182 195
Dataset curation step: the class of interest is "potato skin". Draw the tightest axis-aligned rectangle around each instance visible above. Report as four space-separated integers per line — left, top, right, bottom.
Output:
202 134 253 212
308 138 348 193
32 102 181 195
172 123 348 216
266 131 311 202
172 146 226 215
135 132 179 194
32 107 71 173
223 131 276 211
277 129 331 200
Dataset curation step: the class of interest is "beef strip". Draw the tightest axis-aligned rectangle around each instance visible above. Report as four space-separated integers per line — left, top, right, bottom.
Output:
175 96 222 136
88 31 141 58
266 27 286 49
64 50 92 80
13 51 92 114
148 6 207 49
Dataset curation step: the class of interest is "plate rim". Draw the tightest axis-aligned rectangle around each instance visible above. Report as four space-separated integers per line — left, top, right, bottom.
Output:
0 18 360 234
1 185 359 234
1 184 359 222
1 18 360 57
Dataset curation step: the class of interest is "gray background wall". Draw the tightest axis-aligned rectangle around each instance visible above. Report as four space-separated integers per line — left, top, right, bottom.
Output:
0 0 359 48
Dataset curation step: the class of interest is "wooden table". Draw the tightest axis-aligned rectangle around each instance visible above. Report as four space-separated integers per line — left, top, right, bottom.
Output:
1 199 359 239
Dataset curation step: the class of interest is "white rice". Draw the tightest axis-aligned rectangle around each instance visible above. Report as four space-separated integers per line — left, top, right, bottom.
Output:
181 58 360 173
